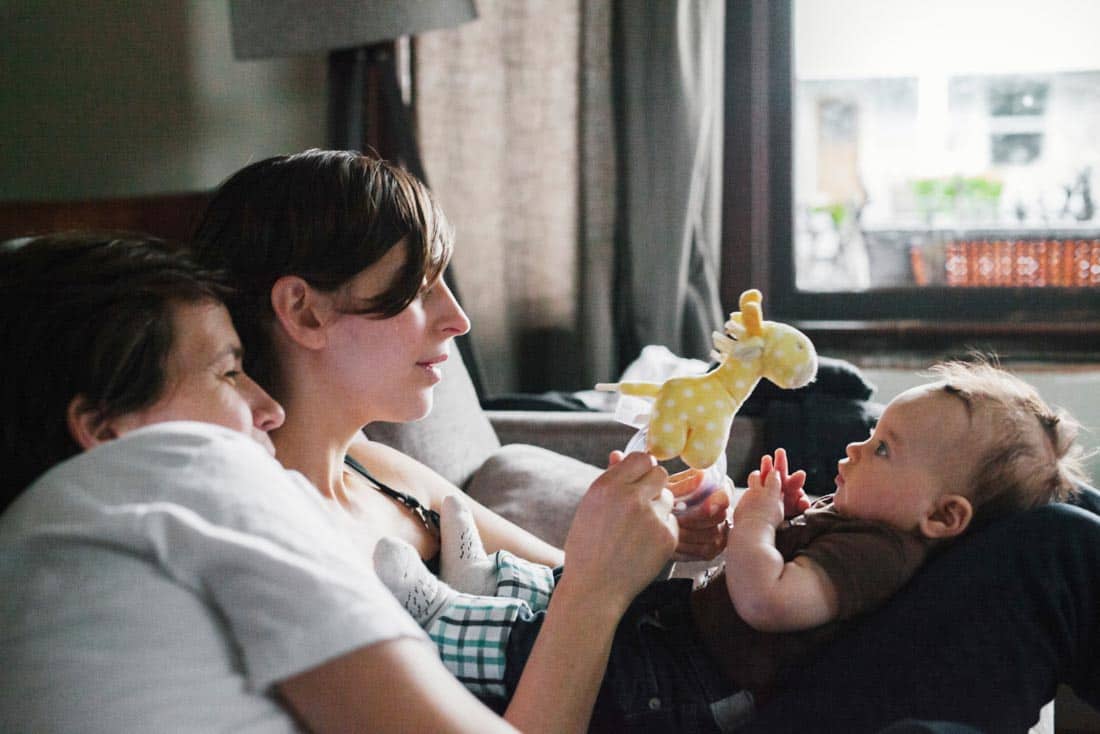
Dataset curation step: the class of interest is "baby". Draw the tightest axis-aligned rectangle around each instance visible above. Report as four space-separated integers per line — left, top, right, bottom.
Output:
375 359 1087 722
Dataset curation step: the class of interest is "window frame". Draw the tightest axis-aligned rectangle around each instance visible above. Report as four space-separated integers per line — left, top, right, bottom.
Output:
720 0 1100 358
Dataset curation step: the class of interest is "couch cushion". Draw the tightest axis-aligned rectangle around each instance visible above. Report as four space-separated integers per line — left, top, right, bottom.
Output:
465 444 602 548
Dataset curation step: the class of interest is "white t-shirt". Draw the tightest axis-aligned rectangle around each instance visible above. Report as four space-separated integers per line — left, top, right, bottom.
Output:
0 422 427 733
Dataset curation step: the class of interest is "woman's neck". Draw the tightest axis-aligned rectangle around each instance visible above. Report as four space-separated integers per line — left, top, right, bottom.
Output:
271 389 363 504
264 339 386 503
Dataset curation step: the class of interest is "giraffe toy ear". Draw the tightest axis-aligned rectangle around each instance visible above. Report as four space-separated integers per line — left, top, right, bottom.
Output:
724 315 747 340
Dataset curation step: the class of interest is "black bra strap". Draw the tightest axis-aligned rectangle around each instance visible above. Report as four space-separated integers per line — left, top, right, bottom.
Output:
343 454 441 533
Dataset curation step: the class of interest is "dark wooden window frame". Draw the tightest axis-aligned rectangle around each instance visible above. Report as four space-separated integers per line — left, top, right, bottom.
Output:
720 0 1100 359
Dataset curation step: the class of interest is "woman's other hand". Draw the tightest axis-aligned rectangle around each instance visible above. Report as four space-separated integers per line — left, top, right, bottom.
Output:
668 469 732 561
561 451 677 611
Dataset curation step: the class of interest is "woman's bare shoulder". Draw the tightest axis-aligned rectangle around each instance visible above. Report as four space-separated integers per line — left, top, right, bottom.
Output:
347 432 458 502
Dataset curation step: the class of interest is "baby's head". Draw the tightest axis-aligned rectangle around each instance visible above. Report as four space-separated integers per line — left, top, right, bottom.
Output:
834 359 1085 539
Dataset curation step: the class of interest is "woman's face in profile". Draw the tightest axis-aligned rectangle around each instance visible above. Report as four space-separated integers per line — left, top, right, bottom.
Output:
111 300 285 454
317 242 471 425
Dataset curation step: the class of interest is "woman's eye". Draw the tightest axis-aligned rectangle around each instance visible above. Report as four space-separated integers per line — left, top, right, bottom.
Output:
224 370 241 384
874 440 889 457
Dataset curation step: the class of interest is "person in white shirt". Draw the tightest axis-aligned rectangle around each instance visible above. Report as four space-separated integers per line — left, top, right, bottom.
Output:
0 233 518 733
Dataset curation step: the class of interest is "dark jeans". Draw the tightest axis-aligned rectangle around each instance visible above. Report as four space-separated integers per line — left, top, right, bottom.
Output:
506 579 746 734
743 489 1100 734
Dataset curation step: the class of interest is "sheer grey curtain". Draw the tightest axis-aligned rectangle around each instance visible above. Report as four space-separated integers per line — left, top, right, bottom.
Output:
415 0 723 396
614 0 726 371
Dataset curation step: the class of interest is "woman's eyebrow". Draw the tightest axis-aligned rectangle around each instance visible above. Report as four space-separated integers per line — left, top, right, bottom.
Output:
207 344 243 367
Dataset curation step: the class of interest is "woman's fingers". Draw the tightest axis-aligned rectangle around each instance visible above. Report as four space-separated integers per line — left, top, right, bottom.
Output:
674 521 729 561
657 488 680 541
668 468 705 498
564 450 678 608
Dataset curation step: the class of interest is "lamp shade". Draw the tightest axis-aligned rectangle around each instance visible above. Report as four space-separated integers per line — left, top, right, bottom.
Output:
228 0 477 59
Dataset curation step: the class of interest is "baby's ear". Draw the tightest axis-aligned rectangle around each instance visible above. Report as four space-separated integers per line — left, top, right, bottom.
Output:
919 494 973 539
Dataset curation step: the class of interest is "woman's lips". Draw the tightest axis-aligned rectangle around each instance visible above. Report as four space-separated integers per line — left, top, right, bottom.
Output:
417 354 448 381
417 354 448 368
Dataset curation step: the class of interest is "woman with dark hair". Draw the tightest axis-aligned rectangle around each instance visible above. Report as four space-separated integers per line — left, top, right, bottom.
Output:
0 233 247 508
0 233 521 733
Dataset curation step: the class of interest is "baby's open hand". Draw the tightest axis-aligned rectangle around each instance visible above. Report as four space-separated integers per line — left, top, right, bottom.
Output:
761 448 809 518
733 467 784 528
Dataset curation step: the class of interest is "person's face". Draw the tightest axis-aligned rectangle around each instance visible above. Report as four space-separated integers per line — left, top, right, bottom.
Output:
321 241 471 424
113 300 285 454
833 384 974 531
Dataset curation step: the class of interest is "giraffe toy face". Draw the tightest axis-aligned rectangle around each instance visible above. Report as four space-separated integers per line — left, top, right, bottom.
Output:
760 322 818 390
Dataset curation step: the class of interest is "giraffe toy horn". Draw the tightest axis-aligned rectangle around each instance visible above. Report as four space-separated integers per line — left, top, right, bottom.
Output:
739 289 763 336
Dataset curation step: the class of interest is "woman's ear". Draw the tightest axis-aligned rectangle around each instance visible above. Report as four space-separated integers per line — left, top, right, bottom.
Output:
270 275 332 351
66 395 119 450
919 494 974 539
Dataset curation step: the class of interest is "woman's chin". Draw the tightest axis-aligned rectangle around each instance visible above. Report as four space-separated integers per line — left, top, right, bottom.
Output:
390 394 435 424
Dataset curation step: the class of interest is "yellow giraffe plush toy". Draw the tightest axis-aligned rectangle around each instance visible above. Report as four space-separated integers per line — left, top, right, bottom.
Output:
597 289 818 470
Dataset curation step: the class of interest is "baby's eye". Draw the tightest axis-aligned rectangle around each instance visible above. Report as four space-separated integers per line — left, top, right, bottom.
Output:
874 440 889 457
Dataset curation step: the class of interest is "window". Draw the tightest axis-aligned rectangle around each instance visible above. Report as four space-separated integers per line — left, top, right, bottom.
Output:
722 1 1100 353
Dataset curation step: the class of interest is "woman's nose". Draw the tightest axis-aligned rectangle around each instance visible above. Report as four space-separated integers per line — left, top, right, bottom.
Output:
437 281 471 336
245 375 286 432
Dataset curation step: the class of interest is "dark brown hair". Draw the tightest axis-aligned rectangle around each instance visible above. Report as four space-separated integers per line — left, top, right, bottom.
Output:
192 149 453 398
0 232 229 511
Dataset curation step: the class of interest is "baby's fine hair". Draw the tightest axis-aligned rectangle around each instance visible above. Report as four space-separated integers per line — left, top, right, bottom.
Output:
927 358 1087 524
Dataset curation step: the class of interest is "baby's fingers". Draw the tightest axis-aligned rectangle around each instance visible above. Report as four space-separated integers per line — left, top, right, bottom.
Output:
759 454 773 482
775 447 790 479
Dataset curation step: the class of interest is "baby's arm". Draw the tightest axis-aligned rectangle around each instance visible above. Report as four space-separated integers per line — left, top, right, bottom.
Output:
725 461 838 632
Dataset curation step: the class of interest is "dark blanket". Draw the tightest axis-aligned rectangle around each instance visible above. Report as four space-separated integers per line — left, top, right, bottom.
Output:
740 356 883 495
